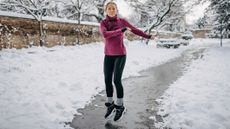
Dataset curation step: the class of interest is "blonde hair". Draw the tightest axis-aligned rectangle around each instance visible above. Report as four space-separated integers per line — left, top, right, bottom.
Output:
105 1 117 10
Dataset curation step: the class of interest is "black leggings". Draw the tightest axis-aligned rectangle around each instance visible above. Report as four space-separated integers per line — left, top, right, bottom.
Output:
104 55 126 98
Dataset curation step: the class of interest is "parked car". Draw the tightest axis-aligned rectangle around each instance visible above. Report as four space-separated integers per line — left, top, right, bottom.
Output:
181 31 193 40
156 39 180 48
180 39 190 46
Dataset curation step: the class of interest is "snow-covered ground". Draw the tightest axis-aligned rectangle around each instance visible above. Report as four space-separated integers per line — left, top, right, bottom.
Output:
0 39 229 129
0 39 187 129
155 39 230 129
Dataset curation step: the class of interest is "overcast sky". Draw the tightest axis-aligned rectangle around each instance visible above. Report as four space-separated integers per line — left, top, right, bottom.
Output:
116 0 134 17
185 1 210 25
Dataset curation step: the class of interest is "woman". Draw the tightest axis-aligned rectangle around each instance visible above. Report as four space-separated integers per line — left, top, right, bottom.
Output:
100 1 155 121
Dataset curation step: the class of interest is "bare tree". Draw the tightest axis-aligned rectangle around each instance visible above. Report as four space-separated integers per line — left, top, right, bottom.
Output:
62 0 93 24
0 0 25 13
196 16 208 29
125 0 191 44
129 0 209 32
84 0 107 22
128 0 186 32
0 0 58 46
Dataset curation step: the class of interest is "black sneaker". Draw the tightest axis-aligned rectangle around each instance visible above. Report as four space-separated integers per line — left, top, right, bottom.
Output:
104 101 115 119
114 105 126 122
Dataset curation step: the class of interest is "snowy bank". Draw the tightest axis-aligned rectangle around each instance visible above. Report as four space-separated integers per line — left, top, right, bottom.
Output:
155 39 230 129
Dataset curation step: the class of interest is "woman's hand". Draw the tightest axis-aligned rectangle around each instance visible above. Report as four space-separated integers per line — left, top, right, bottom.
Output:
121 27 132 33
121 27 127 32
127 28 132 31
148 34 156 40
150 34 156 40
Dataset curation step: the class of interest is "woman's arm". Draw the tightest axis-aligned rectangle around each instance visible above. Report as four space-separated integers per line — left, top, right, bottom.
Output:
122 19 151 39
100 22 123 39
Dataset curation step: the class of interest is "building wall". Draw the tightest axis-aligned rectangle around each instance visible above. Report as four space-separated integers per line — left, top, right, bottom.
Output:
192 29 212 38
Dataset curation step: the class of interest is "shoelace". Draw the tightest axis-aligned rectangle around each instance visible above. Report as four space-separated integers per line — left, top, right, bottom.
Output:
115 109 122 117
107 104 115 112
108 105 114 111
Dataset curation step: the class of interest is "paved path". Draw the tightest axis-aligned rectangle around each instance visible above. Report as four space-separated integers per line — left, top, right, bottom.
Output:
69 48 205 129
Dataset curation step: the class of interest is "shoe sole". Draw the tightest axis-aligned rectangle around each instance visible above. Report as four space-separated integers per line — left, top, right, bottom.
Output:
114 107 127 122
105 108 115 119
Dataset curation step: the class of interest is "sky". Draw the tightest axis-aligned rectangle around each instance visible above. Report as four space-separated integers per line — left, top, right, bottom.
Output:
116 0 134 17
185 1 210 25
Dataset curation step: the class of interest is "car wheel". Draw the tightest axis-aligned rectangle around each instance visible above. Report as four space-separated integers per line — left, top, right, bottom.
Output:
175 45 180 48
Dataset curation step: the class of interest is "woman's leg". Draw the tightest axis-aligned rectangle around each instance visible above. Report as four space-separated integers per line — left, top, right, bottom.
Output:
104 56 117 119
113 55 126 106
104 55 115 103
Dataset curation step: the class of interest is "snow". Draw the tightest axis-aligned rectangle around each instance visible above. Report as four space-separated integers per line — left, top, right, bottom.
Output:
0 40 185 129
156 39 180 45
0 11 99 26
0 38 230 129
155 39 230 129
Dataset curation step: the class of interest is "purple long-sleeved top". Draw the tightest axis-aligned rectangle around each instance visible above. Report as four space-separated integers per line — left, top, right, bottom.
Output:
100 15 151 56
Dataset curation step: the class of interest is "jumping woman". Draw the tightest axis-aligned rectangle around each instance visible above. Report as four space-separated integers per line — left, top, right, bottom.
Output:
100 1 155 121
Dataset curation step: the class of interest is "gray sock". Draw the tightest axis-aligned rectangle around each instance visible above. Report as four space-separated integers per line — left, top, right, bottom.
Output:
107 97 113 104
116 98 123 106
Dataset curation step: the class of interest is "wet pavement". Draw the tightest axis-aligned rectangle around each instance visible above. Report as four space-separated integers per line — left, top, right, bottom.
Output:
69 48 205 129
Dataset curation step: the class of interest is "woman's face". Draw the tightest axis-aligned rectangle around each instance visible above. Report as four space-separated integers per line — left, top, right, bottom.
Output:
106 4 118 17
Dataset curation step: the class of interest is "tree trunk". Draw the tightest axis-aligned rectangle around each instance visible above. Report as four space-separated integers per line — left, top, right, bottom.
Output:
39 21 44 46
76 26 80 44
78 13 81 24
144 0 175 45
